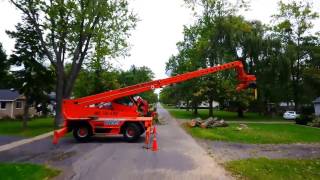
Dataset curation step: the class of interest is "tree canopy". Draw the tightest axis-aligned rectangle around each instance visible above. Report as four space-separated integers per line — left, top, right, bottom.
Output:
10 0 137 126
161 0 320 117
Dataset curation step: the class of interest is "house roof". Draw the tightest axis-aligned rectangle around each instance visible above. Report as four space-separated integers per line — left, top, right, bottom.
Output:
0 89 21 101
313 97 320 104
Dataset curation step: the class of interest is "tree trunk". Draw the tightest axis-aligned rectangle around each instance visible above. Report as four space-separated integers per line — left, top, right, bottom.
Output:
22 98 29 129
55 66 64 128
295 36 301 111
186 100 190 111
293 81 299 111
209 97 213 117
237 107 244 118
193 105 198 115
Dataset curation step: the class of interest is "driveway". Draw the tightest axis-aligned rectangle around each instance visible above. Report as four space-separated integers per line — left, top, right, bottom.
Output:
0 104 232 180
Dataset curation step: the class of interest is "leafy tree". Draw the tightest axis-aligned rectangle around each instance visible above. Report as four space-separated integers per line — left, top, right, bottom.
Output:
165 31 205 115
10 0 137 127
159 86 178 105
166 0 256 117
73 66 120 98
73 65 158 104
302 35 320 99
7 17 54 128
118 65 158 103
272 0 319 109
163 0 320 117
0 43 12 88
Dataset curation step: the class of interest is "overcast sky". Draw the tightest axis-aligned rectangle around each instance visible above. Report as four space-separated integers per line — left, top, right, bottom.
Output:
0 0 319 80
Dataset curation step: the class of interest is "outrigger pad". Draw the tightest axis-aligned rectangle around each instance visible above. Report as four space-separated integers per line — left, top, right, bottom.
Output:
53 127 68 144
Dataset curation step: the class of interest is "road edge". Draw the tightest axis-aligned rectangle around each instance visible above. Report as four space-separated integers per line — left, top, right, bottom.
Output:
0 131 53 152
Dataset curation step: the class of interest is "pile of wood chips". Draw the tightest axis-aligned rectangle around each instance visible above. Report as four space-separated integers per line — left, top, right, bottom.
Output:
188 117 228 128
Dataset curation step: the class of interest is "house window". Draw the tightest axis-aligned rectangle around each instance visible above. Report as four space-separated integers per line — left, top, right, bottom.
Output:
0 102 6 110
16 101 22 109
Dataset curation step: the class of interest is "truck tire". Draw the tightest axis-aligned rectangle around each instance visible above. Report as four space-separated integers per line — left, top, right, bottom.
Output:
73 126 92 142
123 123 141 142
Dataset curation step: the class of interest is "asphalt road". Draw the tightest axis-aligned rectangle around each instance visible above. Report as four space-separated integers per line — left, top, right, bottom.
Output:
0 104 232 180
0 136 24 146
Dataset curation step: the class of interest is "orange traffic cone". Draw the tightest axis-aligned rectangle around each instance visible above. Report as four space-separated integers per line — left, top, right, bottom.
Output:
152 126 158 152
152 135 158 152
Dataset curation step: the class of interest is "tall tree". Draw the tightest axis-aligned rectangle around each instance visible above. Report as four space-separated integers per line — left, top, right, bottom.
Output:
180 0 255 117
0 43 12 88
272 0 319 109
10 0 137 127
118 65 158 104
7 17 54 128
73 65 158 104
73 66 120 98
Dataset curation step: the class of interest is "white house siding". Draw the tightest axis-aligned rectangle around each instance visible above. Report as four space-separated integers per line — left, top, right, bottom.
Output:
315 104 320 116
0 100 37 119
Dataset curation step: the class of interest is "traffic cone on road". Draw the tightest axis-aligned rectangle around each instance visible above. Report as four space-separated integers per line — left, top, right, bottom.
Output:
152 126 158 152
152 135 158 152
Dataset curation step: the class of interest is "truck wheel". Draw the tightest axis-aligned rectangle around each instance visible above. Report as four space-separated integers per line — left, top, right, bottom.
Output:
73 126 92 142
123 123 141 142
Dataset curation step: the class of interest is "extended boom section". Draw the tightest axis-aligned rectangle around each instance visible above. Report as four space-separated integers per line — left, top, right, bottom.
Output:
68 61 255 107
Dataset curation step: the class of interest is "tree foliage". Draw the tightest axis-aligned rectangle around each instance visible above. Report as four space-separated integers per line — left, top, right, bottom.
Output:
162 0 320 116
0 43 12 89
272 0 319 109
73 65 158 104
6 17 55 127
10 0 137 126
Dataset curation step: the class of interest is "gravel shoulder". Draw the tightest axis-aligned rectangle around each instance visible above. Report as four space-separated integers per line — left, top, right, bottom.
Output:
174 116 320 163
199 140 320 163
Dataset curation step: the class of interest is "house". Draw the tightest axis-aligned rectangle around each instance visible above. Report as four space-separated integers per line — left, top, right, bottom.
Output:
0 89 37 119
313 97 320 117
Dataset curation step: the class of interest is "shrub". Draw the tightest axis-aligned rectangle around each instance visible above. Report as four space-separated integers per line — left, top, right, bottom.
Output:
0 116 13 121
300 106 315 116
295 115 313 125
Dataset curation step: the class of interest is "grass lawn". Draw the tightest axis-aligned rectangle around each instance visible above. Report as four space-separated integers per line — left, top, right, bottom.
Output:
0 117 54 137
183 123 320 144
0 163 60 180
225 158 320 180
163 105 284 122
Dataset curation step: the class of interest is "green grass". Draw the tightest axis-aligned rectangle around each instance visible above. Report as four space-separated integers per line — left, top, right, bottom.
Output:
225 158 320 180
0 117 54 137
183 123 320 144
0 163 60 180
164 105 284 122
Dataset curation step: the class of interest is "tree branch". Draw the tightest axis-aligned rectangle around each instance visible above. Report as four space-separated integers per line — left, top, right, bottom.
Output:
49 0 59 59
63 15 100 97
10 0 56 68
